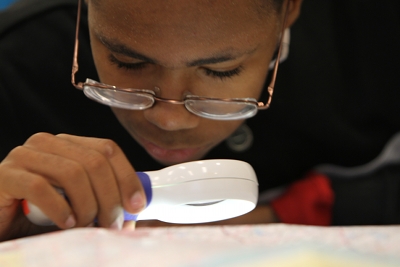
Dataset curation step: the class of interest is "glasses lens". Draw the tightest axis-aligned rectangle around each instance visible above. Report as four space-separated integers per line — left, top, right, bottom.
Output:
185 99 258 120
83 83 155 110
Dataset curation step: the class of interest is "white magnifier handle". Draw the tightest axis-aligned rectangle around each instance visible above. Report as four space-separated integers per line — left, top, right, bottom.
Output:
23 159 258 225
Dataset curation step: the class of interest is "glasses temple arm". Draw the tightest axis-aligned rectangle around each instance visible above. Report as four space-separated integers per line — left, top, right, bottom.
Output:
71 0 83 89
269 1 290 89
258 0 290 110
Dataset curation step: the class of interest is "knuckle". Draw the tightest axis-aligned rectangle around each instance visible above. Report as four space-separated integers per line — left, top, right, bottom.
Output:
7 146 26 158
25 132 52 144
55 133 68 138
97 139 119 157
4 146 30 167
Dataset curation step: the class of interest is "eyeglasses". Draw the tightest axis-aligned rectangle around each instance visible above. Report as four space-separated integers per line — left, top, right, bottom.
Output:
71 0 289 120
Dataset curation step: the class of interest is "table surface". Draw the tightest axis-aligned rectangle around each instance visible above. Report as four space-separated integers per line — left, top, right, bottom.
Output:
0 224 400 267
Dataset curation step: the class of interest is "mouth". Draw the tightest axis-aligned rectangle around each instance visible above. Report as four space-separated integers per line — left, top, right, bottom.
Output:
135 135 206 165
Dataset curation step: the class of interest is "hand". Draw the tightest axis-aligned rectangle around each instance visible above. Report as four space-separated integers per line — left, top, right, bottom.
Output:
0 133 146 241
136 204 279 227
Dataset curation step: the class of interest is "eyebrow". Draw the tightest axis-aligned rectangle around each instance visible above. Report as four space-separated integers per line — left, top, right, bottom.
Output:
98 34 157 64
96 32 255 67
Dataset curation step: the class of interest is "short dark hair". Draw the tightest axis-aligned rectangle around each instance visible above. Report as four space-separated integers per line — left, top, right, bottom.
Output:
90 0 285 11
90 0 286 20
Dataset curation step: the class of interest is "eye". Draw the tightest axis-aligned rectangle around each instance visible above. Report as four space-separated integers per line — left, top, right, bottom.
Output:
108 54 148 71
204 66 243 80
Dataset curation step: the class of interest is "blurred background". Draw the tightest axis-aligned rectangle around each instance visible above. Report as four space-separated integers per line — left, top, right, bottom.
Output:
0 0 17 10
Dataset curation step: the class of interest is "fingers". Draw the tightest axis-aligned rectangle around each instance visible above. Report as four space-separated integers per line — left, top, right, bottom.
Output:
4 145 95 227
0 132 145 233
24 132 141 229
56 134 147 214
0 161 75 229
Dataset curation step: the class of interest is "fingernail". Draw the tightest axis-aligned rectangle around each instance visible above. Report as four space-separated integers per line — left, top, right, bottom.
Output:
65 215 76 228
110 208 124 230
130 191 145 212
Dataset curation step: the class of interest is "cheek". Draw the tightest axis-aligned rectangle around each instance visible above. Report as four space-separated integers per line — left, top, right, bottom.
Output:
200 120 243 138
111 108 143 129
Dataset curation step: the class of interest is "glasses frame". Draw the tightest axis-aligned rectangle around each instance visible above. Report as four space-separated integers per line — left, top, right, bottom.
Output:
71 0 289 112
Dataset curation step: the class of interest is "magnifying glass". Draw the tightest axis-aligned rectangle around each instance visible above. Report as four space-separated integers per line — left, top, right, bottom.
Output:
23 159 258 225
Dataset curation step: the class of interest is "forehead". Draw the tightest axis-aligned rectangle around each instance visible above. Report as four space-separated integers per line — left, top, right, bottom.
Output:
90 0 276 21
88 0 279 64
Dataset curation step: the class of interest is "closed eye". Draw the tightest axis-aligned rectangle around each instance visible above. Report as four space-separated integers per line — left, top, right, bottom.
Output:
109 54 148 71
109 53 243 80
204 66 243 80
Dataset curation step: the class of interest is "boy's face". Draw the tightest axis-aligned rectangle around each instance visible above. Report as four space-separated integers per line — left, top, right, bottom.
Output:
87 0 283 166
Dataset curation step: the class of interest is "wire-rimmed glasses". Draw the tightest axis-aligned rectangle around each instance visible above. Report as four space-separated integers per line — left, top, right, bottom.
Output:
71 0 289 120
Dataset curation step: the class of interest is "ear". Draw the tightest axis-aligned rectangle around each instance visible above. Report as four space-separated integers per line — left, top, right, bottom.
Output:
285 0 304 28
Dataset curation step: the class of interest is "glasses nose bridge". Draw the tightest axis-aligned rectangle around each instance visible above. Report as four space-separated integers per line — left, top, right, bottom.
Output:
147 91 198 127
151 86 187 106
153 95 186 105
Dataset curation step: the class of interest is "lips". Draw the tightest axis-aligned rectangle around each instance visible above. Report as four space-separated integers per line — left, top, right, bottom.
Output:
136 135 205 165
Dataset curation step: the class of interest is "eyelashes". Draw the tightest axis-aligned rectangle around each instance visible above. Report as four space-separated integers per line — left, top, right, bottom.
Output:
108 54 243 80
203 67 242 80
109 55 148 71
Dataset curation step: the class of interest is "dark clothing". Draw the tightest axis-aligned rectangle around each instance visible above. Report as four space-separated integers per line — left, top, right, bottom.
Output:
1 0 399 225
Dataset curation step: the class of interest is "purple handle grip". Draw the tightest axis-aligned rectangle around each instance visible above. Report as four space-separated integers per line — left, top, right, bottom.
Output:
123 172 153 221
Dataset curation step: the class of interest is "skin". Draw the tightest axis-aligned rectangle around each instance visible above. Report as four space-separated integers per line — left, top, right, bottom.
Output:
90 0 282 166
0 0 302 241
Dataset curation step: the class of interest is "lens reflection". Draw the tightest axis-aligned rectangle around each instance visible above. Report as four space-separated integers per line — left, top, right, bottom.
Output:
82 80 258 120
83 85 155 110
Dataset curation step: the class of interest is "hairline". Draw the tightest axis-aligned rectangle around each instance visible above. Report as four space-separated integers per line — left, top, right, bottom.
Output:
89 0 285 13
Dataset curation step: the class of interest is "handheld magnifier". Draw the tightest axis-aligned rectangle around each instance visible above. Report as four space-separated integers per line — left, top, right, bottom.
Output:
23 159 258 225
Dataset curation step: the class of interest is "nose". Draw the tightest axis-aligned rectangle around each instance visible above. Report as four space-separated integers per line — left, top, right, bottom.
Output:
143 69 200 131
144 101 200 131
